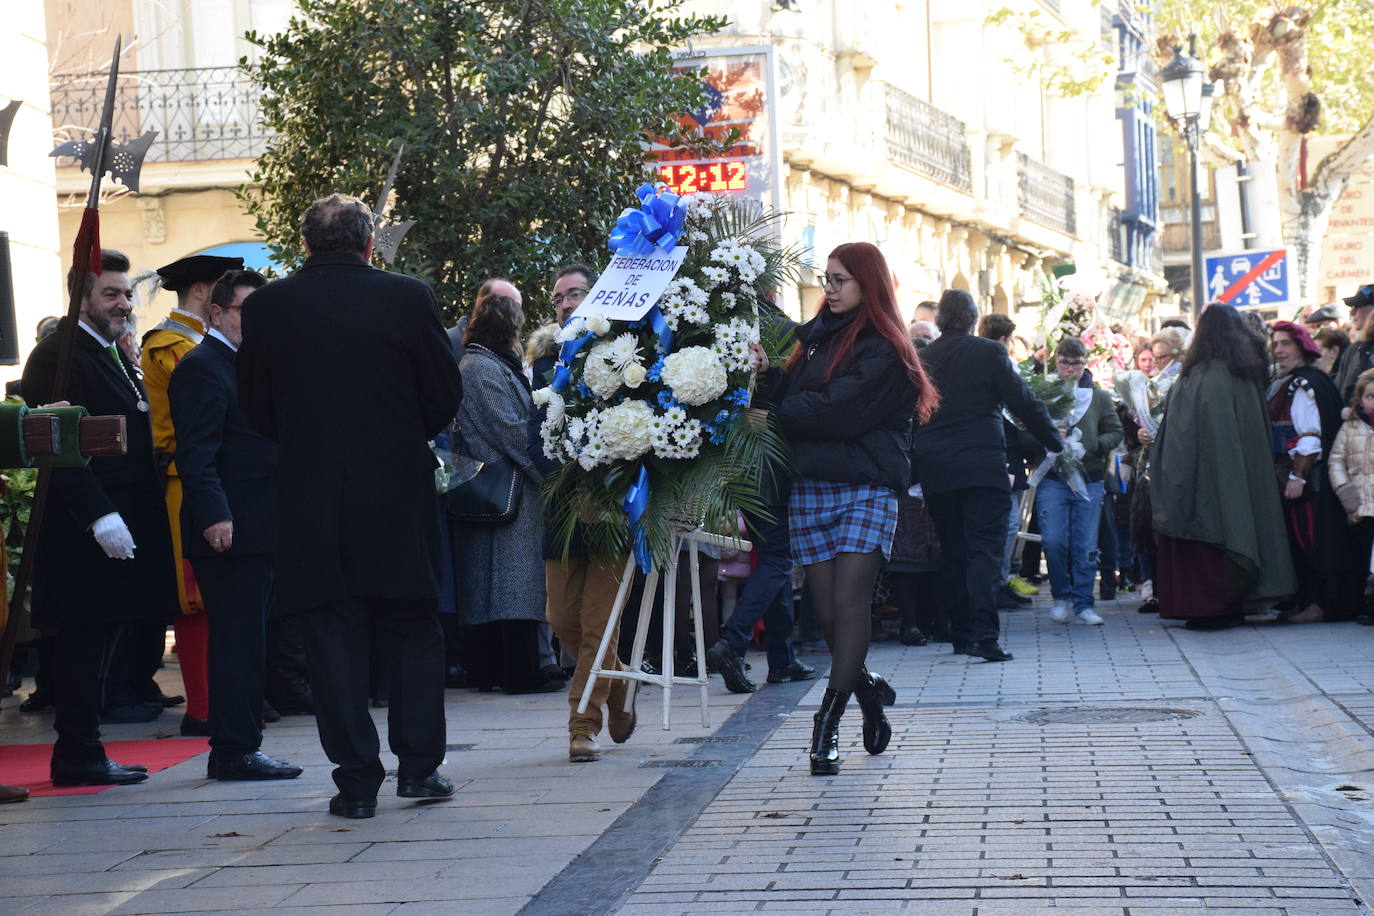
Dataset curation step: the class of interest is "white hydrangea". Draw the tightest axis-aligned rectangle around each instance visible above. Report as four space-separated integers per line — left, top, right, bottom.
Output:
661 346 728 407
583 340 624 399
596 400 655 462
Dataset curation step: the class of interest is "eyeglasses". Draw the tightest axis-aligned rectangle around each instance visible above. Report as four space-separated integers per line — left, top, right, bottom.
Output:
552 288 589 307
818 274 852 289
1057 359 1086 368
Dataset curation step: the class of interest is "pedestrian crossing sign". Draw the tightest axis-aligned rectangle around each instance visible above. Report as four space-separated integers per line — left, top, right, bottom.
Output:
1204 249 1291 308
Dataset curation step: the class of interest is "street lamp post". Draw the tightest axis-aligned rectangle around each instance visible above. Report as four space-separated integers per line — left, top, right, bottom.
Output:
1161 37 1214 323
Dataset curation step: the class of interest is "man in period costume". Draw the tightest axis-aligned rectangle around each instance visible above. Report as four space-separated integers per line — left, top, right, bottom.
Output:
1268 321 1350 622
141 253 243 735
168 268 302 781
21 249 177 786
237 194 462 818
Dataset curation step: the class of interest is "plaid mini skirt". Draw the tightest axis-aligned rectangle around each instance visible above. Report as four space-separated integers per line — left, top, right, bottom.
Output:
789 479 899 566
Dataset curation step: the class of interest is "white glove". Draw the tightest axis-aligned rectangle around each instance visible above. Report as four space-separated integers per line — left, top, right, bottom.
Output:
91 512 136 560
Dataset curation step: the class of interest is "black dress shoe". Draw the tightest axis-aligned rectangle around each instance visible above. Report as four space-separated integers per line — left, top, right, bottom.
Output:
540 664 571 682
20 691 52 713
966 640 1013 662
706 640 755 693
271 701 315 716
180 715 211 737
101 703 162 724
398 772 455 798
0 784 29 803
109 760 148 773
767 660 819 684
328 793 376 818
1138 597 1159 614
261 701 281 723
899 626 928 646
51 759 148 787
995 585 1032 609
158 694 186 708
951 643 971 655
207 751 303 781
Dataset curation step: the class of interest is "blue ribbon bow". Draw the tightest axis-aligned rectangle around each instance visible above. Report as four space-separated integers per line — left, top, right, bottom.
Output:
622 463 653 572
607 182 688 256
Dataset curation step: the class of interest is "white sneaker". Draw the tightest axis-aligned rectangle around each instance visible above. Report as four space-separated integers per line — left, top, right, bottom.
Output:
1077 609 1105 625
1049 601 1070 623
1139 580 1154 601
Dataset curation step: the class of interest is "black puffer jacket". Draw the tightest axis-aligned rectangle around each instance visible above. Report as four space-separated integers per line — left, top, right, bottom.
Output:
769 310 920 493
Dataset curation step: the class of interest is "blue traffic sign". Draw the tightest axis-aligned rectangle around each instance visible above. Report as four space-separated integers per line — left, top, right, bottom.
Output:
1204 249 1290 307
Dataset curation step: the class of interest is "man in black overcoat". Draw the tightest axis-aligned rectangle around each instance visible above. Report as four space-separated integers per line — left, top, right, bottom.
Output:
169 268 302 781
236 194 463 818
912 290 1061 662
22 249 177 786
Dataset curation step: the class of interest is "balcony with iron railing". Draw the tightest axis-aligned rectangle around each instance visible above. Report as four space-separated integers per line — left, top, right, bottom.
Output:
49 67 270 164
884 85 972 193
1017 152 1077 236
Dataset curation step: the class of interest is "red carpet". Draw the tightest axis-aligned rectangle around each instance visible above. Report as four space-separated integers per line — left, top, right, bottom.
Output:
0 738 209 797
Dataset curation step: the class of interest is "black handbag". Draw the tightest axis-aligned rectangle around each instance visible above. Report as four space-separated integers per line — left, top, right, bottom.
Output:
441 424 523 526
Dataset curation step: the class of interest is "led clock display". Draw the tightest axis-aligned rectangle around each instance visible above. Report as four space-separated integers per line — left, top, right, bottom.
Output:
656 161 748 195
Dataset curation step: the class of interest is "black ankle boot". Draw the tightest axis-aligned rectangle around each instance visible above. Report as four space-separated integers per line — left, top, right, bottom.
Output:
854 669 894 755
809 688 849 776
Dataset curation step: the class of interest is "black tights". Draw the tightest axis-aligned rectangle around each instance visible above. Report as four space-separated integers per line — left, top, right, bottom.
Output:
803 550 884 693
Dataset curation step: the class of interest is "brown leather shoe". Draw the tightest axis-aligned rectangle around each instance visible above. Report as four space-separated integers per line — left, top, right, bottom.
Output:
607 679 637 745
0 784 29 804
569 733 601 763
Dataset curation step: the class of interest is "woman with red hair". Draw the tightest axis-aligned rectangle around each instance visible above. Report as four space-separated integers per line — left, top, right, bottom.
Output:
760 242 937 776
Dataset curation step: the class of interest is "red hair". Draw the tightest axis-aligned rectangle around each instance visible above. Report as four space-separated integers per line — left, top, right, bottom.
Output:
787 242 939 422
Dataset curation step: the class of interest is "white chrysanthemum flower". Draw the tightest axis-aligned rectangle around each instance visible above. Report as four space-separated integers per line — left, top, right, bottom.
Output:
714 318 760 372
664 406 687 426
688 230 709 243
680 279 708 307
671 419 703 459
532 388 551 407
701 266 730 290
555 317 587 343
719 291 738 310
661 346 728 407
597 400 655 462
608 333 641 370
543 388 566 425
583 340 623 399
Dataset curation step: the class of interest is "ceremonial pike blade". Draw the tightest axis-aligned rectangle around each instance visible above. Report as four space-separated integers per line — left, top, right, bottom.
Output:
372 140 417 265
49 36 157 193
0 99 20 168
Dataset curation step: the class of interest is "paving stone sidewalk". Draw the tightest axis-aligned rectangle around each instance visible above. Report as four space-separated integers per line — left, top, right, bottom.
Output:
6 596 1374 915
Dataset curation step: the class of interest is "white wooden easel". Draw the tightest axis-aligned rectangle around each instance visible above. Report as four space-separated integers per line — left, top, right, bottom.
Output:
578 528 752 730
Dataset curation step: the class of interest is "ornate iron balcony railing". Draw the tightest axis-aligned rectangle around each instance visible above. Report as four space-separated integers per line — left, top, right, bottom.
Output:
884 85 972 193
50 66 270 164
1018 152 1077 236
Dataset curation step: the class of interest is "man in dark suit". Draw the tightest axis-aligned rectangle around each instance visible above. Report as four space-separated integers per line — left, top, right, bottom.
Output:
912 289 1062 662
22 249 177 786
237 194 463 818
169 268 302 782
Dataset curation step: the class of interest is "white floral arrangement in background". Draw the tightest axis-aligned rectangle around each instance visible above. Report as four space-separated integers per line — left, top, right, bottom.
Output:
539 188 803 567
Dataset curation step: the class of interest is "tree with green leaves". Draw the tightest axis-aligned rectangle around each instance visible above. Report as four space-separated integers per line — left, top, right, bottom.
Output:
1152 1 1374 302
242 0 727 321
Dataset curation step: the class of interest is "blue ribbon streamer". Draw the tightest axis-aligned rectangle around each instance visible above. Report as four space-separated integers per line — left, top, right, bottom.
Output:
647 305 673 354
622 462 653 572
607 182 688 256
550 331 597 392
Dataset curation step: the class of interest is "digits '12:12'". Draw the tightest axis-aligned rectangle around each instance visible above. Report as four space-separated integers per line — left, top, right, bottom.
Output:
656 161 748 195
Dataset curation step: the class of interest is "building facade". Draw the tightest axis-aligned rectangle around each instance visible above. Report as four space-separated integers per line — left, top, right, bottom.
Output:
681 0 1166 329
0 2 62 385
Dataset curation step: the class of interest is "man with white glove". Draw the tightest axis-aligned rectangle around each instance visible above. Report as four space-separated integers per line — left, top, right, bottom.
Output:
91 513 136 560
21 248 177 787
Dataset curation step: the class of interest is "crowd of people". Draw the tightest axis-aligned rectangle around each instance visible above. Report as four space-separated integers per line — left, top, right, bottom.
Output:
5 187 1374 802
